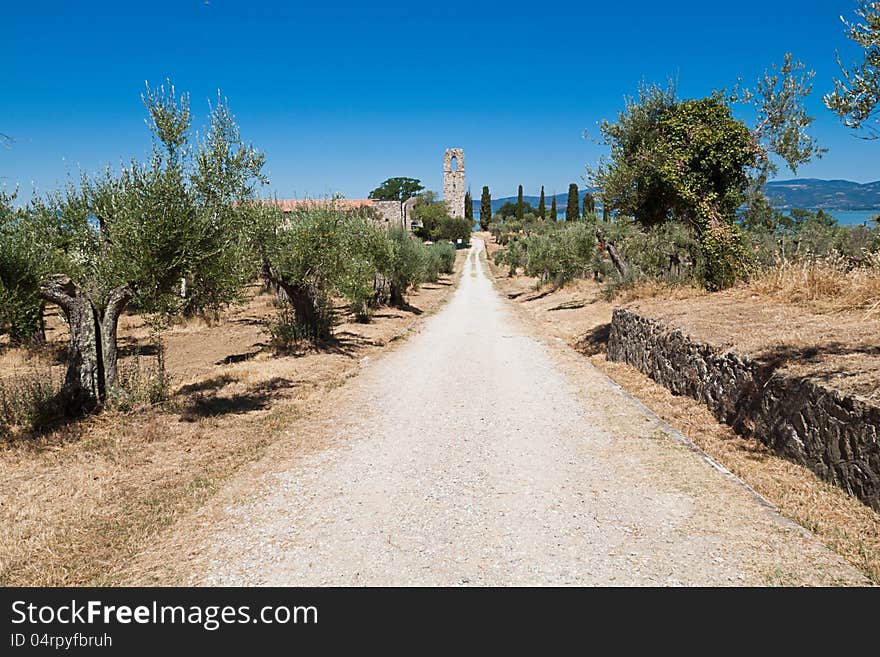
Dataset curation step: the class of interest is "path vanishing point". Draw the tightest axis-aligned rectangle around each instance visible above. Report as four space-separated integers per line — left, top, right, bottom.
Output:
178 240 866 585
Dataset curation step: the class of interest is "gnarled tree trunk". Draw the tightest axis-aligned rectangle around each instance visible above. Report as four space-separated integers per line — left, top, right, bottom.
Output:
100 285 132 392
388 281 406 308
261 265 330 343
39 275 132 412
595 228 629 279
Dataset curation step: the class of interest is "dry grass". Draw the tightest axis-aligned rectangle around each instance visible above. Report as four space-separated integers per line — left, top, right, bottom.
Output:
0 257 464 586
595 358 880 583
0 348 67 439
750 253 880 315
484 234 880 584
612 279 706 304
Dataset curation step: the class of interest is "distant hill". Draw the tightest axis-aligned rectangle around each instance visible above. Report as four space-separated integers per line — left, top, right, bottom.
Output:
764 179 880 210
472 180 880 217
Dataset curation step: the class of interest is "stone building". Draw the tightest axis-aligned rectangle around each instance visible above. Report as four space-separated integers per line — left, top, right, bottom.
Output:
267 148 464 229
265 197 418 231
443 148 466 219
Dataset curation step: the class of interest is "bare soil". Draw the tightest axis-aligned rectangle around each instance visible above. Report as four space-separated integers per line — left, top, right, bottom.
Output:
0 256 464 586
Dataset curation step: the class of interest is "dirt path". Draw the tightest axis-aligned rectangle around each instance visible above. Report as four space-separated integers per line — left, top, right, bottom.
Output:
139 240 867 586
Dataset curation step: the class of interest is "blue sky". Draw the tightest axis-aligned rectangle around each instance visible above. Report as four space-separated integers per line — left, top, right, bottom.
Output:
1 1 877 201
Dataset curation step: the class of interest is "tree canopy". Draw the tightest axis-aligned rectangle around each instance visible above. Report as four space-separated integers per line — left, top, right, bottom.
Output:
592 57 823 290
368 177 425 203
825 1 880 139
566 183 580 221
1 81 267 409
479 186 491 230
411 192 471 243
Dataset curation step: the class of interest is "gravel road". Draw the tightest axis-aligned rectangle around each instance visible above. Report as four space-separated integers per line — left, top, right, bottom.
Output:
192 240 866 586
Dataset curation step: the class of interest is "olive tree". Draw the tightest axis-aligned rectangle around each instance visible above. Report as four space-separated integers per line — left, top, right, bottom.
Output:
256 203 355 343
592 55 823 289
825 1 880 139
7 82 266 411
0 192 61 345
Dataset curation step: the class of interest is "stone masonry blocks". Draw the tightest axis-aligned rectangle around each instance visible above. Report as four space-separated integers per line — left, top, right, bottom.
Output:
443 148 466 219
606 308 880 511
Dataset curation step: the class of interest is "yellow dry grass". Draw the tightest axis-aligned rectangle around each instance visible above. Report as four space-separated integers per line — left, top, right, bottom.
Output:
749 254 880 315
484 235 880 584
596 358 880 584
0 255 465 586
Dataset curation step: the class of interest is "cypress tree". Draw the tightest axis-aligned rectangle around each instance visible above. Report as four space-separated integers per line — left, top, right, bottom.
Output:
550 195 557 221
479 186 491 230
465 189 474 223
565 183 579 221
538 186 546 219
602 202 610 221
582 192 596 219
516 185 524 220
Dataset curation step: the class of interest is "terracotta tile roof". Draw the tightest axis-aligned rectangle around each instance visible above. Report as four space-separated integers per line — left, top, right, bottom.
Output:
261 199 376 212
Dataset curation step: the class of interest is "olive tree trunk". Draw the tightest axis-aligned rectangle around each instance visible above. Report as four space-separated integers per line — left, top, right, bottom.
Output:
388 281 406 308
261 265 330 343
39 275 132 411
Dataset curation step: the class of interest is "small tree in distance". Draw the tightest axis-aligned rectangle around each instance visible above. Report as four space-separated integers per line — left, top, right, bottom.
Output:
582 191 596 219
464 189 474 223
516 185 524 220
480 186 491 230
369 177 425 219
550 195 557 221
538 186 546 219
565 183 579 221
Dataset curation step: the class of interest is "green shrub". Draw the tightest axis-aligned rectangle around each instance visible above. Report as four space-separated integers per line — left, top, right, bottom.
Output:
494 237 526 276
420 246 443 283
430 242 456 275
384 228 427 306
337 217 391 322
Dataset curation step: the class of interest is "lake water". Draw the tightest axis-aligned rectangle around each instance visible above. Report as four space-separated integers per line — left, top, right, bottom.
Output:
794 209 879 226
472 209 879 230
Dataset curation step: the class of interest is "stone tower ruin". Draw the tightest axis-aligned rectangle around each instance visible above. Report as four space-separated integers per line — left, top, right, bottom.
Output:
443 148 466 219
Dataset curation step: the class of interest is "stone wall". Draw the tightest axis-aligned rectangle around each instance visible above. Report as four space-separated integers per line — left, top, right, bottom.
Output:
606 308 880 511
371 200 408 230
443 148 466 219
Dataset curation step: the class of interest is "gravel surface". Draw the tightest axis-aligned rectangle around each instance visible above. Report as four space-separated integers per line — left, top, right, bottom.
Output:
192 240 866 586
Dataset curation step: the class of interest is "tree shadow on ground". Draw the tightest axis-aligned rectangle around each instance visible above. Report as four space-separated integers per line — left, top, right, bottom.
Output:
575 323 611 356
389 302 423 315
752 342 880 371
176 374 237 396
229 317 266 327
370 312 404 319
524 289 554 302
216 350 261 366
548 299 595 312
178 376 302 422
750 342 880 391
179 393 271 421
320 331 386 358
118 342 161 358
